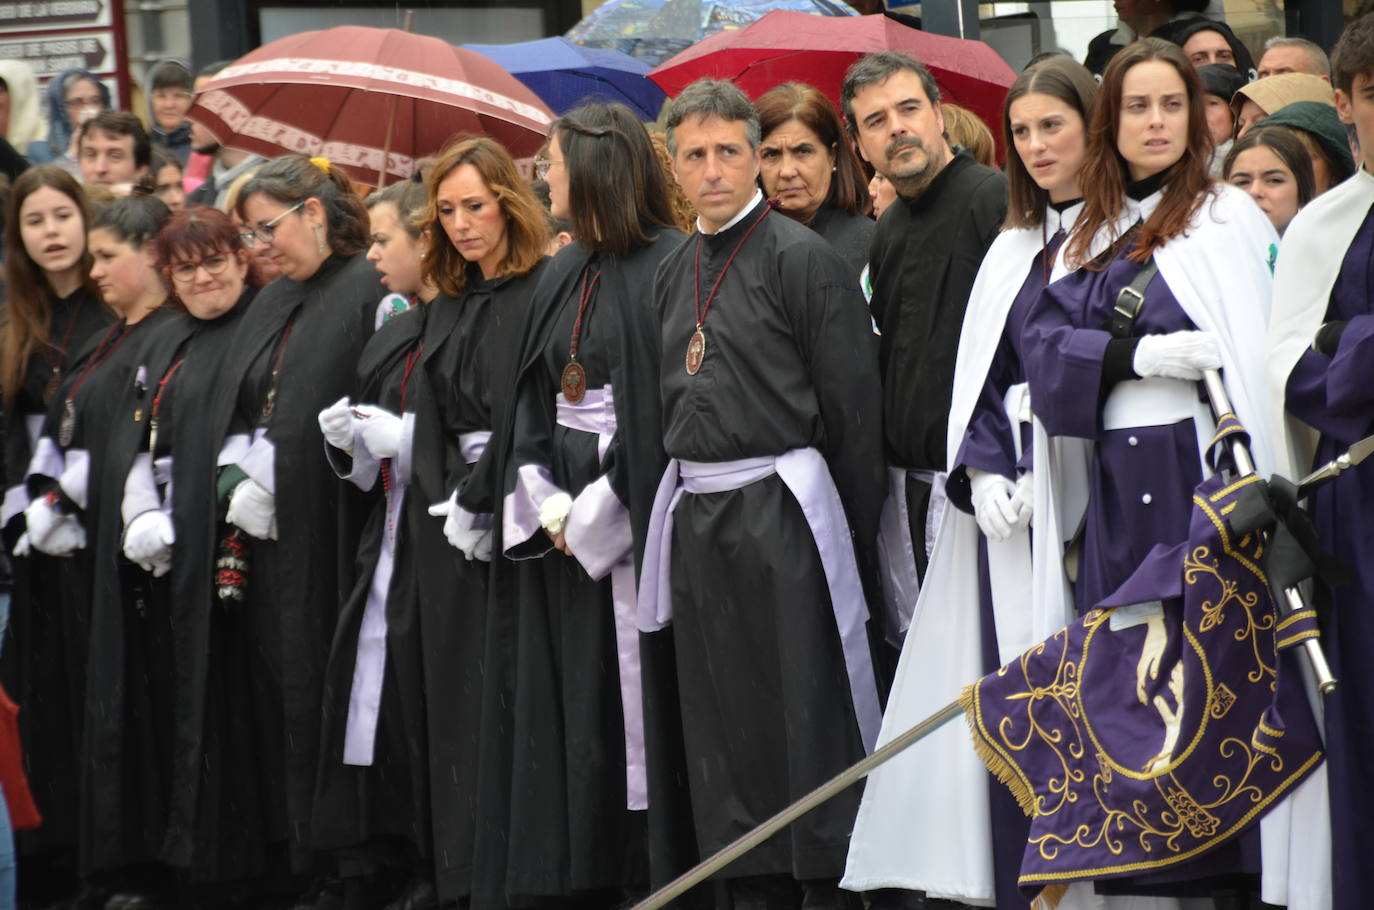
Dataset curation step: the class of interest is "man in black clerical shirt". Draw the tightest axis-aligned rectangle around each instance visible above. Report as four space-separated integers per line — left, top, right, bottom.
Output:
842 51 1007 625
641 78 885 910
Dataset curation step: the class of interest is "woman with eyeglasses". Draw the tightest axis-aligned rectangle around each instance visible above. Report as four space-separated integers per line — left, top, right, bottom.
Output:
93 206 257 898
311 136 553 909
19 194 175 901
0 164 112 900
491 100 683 906
206 154 383 898
40 68 110 173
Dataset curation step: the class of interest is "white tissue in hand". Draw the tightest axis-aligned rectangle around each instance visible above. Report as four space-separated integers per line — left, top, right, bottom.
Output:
539 492 573 535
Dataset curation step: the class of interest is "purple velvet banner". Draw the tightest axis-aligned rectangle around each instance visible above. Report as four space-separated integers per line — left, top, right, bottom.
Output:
964 471 1323 903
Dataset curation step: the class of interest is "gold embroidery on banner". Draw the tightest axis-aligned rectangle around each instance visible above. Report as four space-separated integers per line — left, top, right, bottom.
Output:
963 482 1323 886
1209 683 1236 719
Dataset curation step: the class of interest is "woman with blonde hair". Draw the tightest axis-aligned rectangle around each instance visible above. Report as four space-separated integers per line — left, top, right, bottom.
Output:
315 137 551 909
941 102 997 168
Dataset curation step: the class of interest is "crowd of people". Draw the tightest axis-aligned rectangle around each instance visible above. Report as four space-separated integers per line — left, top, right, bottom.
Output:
0 9 1371 910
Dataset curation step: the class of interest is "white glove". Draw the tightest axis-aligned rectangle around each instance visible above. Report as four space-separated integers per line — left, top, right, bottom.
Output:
1011 470 1034 528
227 478 277 540
353 405 403 460
318 396 355 453
428 492 494 561
124 510 175 577
12 532 30 557
33 515 86 557
969 468 1031 542
24 496 62 546
1132 331 1222 381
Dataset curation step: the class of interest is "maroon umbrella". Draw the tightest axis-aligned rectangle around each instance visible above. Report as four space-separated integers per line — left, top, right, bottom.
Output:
649 11 1015 157
188 25 555 187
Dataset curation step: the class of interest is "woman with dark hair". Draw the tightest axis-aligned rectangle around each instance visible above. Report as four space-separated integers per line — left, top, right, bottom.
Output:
0 164 110 902
492 99 683 905
846 55 1102 910
1255 100 1358 193
1020 39 1290 895
1224 125 1317 234
203 154 383 895
97 206 259 901
755 82 873 280
313 137 551 910
20 194 173 899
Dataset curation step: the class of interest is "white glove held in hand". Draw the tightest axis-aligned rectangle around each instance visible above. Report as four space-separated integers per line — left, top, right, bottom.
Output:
318 396 355 453
227 478 277 540
124 510 175 577
12 533 30 557
25 496 86 556
969 468 1031 542
1132 331 1222 381
427 493 495 561
353 405 404 460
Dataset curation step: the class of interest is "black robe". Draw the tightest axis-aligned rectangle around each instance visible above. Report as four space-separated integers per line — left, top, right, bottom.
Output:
867 150 1005 586
649 198 885 882
447 259 551 910
500 228 683 900
313 265 547 905
1 287 111 861
203 253 384 874
22 308 176 878
85 293 255 887
807 204 875 286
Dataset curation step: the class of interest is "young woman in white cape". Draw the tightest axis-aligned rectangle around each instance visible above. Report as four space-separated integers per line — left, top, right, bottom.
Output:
844 56 1119 909
1018 38 1319 909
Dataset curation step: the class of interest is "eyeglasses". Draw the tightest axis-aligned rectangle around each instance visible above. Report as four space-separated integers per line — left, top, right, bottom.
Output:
169 252 233 284
534 157 563 180
63 95 103 110
242 201 303 247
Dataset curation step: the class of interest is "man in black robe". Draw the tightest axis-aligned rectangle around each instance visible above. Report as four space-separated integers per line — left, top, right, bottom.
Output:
640 78 885 910
841 52 1007 610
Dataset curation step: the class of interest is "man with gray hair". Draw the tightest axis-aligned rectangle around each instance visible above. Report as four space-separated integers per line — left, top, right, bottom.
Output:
640 76 886 909
841 51 1005 625
1258 35 1332 80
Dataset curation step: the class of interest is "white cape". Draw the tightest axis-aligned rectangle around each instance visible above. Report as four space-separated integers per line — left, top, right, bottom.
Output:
845 184 1313 907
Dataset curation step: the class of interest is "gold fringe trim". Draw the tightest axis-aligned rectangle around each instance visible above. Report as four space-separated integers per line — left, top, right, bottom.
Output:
1032 883 1070 909
959 682 1037 817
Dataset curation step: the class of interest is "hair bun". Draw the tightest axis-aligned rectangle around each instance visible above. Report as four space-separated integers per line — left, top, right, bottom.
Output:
309 156 332 176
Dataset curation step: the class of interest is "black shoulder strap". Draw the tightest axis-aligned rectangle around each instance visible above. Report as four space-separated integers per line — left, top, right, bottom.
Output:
1106 256 1158 339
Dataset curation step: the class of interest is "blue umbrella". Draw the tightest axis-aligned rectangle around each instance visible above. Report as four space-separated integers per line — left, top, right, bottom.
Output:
565 0 858 68
464 36 667 121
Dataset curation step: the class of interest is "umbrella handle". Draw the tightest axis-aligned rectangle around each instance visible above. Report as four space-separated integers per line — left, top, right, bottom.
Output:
1200 370 1336 695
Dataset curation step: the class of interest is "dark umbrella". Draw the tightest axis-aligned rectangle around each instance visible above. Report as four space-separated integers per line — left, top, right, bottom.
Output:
566 0 858 68
650 10 1015 156
463 36 667 120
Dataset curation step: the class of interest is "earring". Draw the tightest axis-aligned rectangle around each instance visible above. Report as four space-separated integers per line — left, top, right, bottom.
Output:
314 223 326 254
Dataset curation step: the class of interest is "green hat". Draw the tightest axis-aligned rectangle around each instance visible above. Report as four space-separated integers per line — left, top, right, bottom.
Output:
1259 101 1357 183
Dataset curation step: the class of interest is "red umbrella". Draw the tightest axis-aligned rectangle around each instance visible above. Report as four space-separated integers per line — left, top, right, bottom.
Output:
188 25 555 187
649 11 1015 157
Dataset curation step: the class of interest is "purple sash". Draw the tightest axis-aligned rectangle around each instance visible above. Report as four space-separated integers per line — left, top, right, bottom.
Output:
637 449 882 751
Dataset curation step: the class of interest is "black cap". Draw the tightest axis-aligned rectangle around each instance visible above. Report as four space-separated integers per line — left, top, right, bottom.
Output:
1197 63 1248 103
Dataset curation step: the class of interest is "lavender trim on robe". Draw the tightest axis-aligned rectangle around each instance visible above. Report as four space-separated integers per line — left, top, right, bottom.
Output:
963 469 1323 900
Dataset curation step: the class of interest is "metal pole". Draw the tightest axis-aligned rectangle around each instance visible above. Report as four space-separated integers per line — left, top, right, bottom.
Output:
1200 370 1336 694
631 700 965 910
